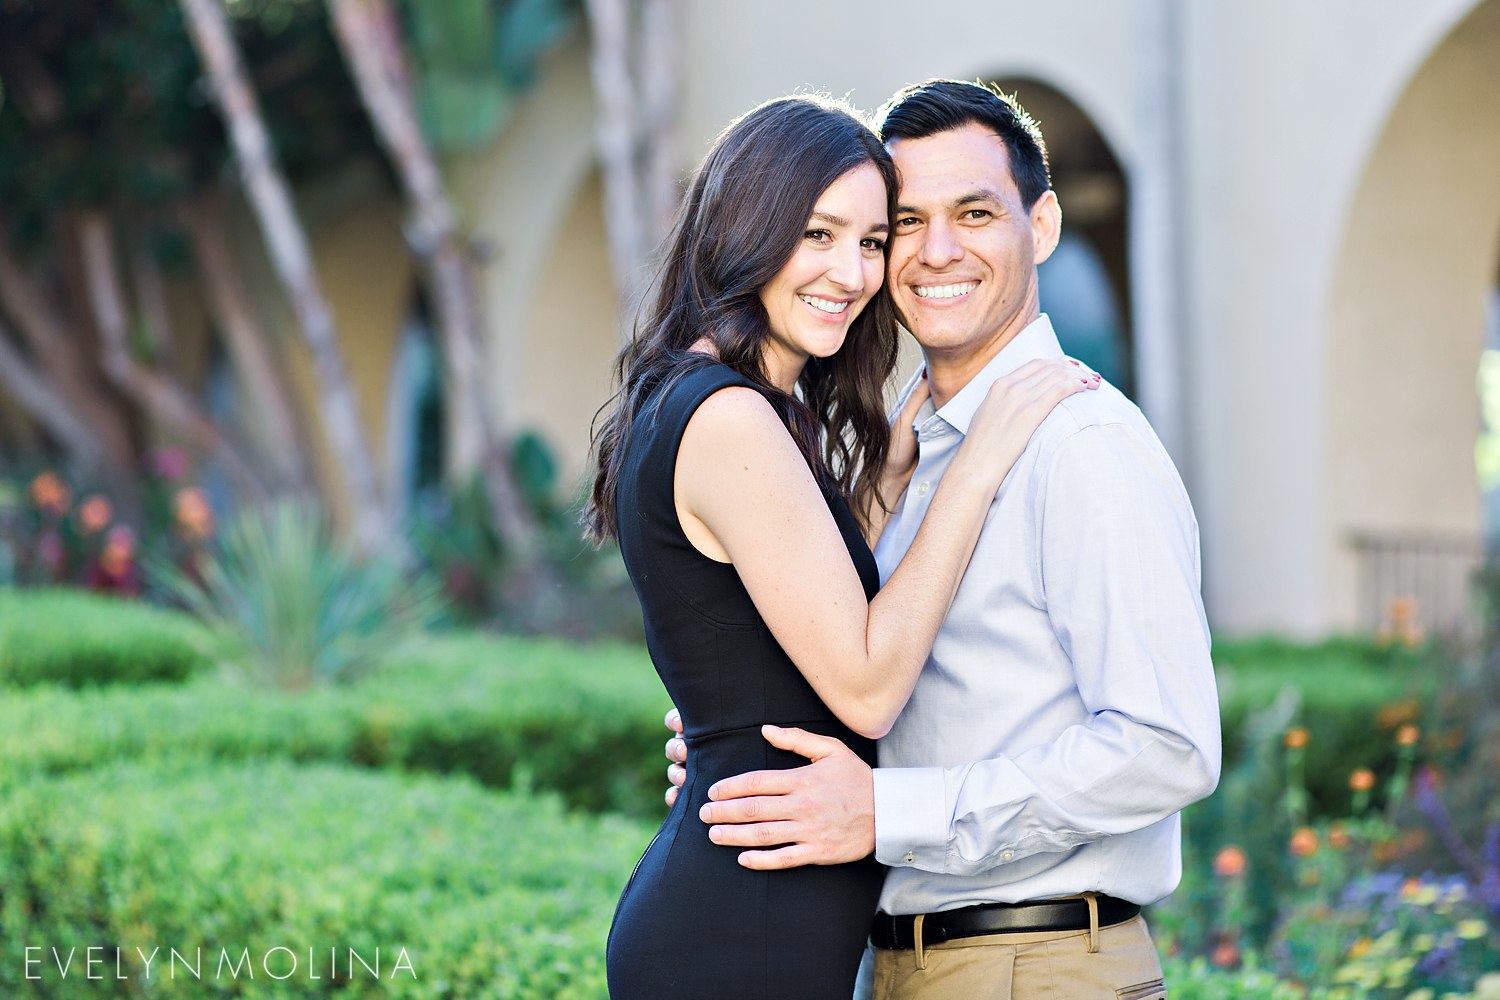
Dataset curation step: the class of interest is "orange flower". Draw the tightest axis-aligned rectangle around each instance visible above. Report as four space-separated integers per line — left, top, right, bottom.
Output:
174 487 215 540
1289 827 1319 858
1328 824 1352 850
77 495 113 535
1349 768 1376 792
100 525 136 578
1213 845 1248 878
1396 724 1420 747
1210 940 1240 968
1377 699 1420 729
28 471 71 515
1388 596 1417 627
1284 727 1310 750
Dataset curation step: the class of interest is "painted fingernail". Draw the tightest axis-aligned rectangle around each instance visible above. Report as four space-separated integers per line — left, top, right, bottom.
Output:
1069 360 1080 366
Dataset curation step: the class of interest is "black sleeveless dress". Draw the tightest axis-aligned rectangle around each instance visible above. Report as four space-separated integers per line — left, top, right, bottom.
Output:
606 361 885 999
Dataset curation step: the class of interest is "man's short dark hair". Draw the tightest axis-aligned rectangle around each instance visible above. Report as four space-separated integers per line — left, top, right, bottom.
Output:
874 79 1052 209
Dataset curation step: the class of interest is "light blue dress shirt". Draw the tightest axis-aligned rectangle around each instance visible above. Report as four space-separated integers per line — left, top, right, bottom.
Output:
869 314 1221 915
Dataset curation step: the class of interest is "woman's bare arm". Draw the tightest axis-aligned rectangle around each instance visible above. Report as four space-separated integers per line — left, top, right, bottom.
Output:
675 359 1094 739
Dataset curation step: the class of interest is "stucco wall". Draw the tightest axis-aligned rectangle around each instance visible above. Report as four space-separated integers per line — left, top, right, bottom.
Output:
1179 0 1486 634
1322 0 1500 628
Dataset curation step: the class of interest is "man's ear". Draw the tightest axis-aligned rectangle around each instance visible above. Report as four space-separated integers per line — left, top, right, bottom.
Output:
1030 189 1062 265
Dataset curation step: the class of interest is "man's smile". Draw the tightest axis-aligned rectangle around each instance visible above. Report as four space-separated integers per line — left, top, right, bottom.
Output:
912 281 979 301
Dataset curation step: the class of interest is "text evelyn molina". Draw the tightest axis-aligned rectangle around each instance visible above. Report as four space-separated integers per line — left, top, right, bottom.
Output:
23 945 416 982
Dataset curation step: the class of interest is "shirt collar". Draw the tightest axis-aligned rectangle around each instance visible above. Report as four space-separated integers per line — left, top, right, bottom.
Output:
921 313 1064 437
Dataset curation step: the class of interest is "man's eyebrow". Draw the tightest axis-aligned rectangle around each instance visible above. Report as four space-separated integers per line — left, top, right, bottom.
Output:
954 188 1005 208
892 189 1006 216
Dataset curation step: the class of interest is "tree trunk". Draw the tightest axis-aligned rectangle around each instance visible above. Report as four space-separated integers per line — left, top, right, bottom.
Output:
0 317 103 467
584 0 644 330
584 0 680 336
179 0 387 551
177 190 315 495
0 212 136 475
126 219 176 376
325 0 538 555
638 0 680 243
76 211 269 501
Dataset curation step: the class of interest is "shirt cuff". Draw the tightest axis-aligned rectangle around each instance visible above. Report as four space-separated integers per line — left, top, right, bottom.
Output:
872 766 949 870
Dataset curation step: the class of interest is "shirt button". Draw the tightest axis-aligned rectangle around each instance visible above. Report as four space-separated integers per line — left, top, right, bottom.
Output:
903 852 916 864
1001 850 1014 861
916 481 930 497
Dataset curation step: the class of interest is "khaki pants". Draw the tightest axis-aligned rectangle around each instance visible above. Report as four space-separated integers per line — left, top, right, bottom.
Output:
870 915 1166 1000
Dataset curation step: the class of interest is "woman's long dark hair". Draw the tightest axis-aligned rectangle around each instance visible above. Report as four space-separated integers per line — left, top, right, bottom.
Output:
584 95 900 542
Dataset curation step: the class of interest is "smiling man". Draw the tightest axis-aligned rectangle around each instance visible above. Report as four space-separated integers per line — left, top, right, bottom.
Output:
682 80 1222 999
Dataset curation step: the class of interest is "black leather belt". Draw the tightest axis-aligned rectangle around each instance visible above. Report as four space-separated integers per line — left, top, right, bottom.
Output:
869 895 1141 949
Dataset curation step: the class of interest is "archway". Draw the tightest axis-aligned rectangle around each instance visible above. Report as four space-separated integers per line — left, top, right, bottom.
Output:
1324 0 1500 634
993 76 1132 395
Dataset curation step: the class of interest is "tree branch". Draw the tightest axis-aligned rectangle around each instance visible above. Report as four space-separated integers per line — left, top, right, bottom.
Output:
77 211 269 501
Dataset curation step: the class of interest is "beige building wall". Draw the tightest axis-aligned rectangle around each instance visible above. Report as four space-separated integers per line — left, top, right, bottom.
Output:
1323 0 1500 627
446 0 1499 636
1179 0 1493 634
448 42 619 485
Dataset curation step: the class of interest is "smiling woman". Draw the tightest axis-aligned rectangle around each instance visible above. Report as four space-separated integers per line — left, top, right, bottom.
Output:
755 163 891 390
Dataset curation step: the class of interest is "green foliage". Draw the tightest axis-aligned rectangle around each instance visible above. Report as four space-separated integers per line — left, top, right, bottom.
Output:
1161 956 1322 999
1157 634 1500 993
1214 636 1433 815
155 501 447 689
407 438 641 639
0 758 654 998
0 632 672 815
403 0 577 150
1157 636 1450 952
0 1 378 237
0 586 207 687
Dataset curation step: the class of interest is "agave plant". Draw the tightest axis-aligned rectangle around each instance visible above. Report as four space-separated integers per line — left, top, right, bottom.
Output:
156 501 446 689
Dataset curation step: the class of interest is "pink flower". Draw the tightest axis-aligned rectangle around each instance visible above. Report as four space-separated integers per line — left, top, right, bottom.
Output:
149 447 189 481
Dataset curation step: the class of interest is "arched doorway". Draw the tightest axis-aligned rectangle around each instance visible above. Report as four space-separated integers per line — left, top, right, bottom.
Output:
993 77 1132 395
384 300 445 525
1324 0 1500 634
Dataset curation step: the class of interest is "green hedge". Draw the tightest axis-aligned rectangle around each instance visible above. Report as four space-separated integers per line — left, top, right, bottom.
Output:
0 587 208 687
0 632 673 816
0 758 655 999
0 757 1310 1000
1213 635 1431 814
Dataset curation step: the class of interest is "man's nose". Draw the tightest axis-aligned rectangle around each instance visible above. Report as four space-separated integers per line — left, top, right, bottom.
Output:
918 220 963 269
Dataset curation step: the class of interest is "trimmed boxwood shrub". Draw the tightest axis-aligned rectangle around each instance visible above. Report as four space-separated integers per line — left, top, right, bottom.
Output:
0 758 655 999
0 632 673 816
0 587 208 687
